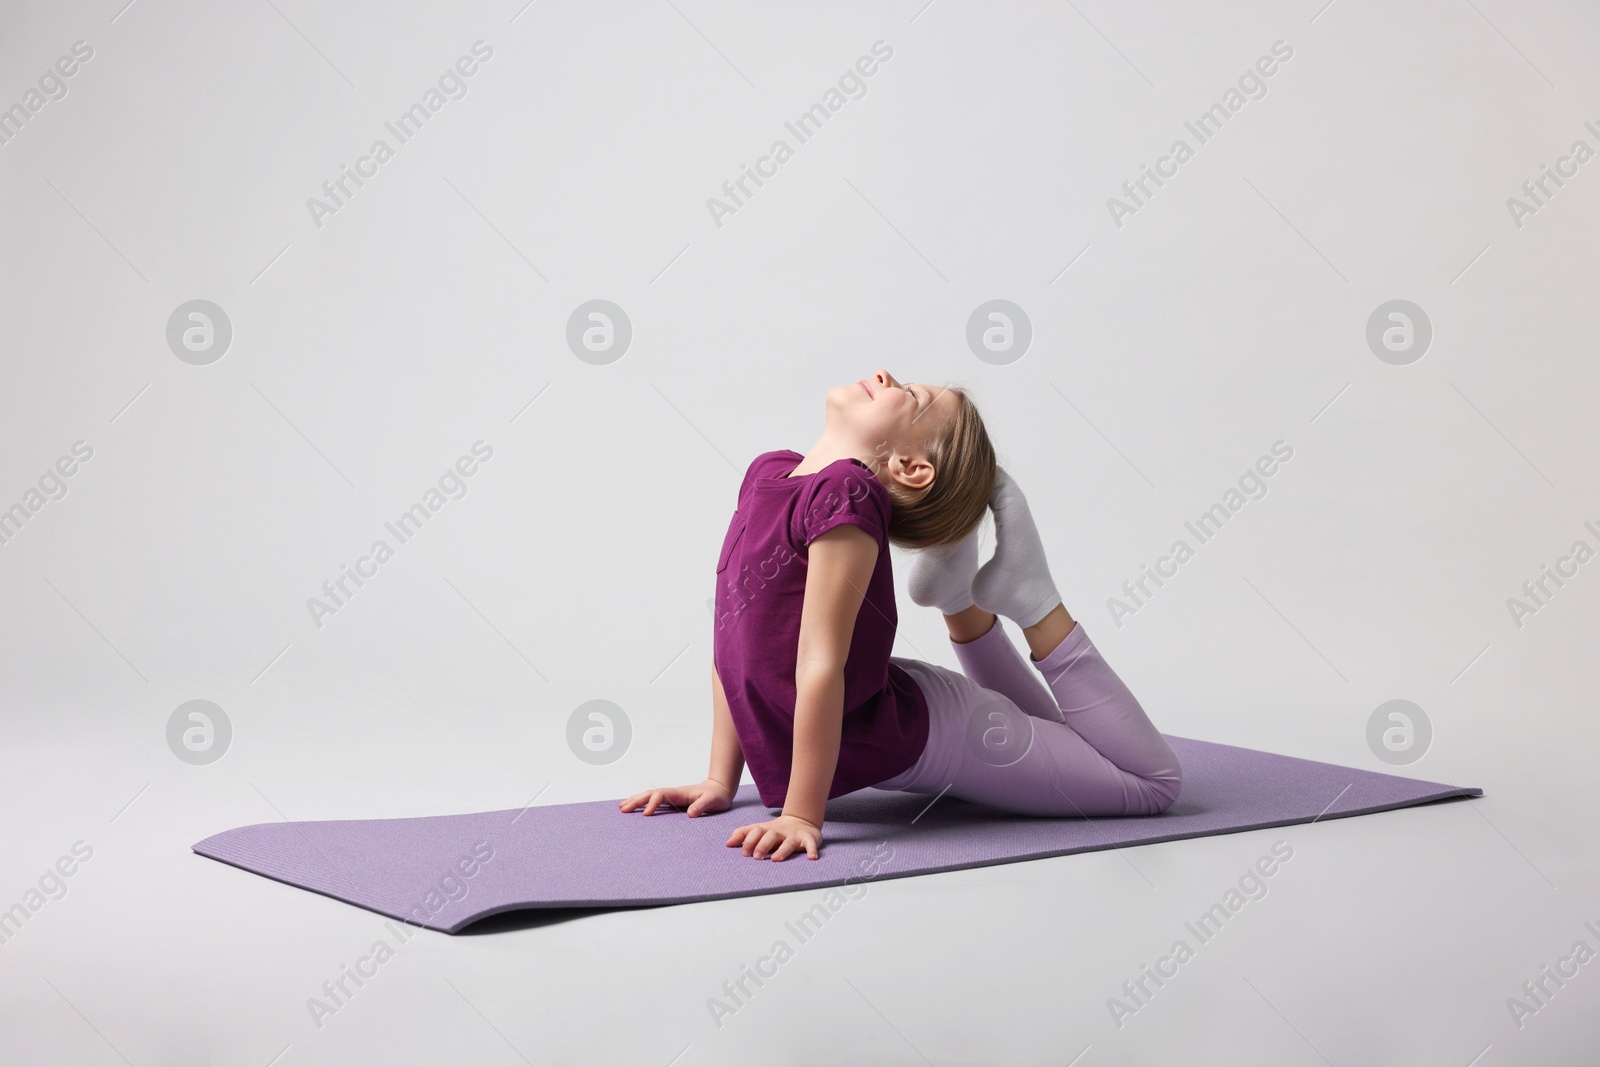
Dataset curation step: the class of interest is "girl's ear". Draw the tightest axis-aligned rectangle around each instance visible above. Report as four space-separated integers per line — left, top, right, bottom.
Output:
888 450 935 491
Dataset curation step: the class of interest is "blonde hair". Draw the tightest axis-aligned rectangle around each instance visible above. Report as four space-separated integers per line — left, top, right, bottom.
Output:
883 385 996 550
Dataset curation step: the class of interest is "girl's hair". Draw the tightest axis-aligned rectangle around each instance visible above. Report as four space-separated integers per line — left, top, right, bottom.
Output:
884 385 997 550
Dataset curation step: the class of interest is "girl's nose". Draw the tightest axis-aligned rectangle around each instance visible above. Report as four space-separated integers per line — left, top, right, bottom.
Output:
873 369 896 390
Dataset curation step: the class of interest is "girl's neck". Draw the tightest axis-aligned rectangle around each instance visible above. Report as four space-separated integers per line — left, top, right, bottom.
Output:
788 431 879 480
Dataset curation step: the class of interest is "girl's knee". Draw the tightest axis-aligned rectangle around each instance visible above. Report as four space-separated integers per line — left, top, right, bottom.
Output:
1144 766 1183 814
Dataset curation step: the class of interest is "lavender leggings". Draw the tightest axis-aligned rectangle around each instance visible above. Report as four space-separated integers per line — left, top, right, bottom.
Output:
875 619 1183 816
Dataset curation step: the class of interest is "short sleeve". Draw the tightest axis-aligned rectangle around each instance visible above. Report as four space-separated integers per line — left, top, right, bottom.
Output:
798 459 888 548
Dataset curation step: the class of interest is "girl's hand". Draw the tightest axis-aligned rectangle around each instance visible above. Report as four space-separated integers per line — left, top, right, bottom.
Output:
619 778 734 817
726 814 822 861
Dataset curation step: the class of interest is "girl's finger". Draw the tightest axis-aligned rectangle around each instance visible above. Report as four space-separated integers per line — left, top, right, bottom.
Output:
771 837 795 862
804 836 819 860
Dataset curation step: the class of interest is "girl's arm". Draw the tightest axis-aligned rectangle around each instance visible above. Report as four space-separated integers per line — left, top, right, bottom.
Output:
707 665 745 794
782 523 879 829
618 665 745 818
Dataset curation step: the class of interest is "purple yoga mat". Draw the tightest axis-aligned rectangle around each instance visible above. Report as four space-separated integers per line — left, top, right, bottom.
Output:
192 736 1481 934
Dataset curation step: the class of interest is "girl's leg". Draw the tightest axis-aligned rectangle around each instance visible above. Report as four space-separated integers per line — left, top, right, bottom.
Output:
926 466 1085 723
941 605 1063 723
944 602 1179 795
885 648 1181 817
1025 607 1182 813
896 465 1180 814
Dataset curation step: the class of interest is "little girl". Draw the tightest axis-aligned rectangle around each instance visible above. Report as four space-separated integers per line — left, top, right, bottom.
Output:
621 369 1183 861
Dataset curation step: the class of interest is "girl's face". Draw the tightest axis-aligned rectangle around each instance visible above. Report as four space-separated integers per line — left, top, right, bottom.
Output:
826 369 956 486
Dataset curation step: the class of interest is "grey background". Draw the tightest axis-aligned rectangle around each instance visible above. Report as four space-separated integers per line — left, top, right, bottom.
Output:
3 0 1598 1064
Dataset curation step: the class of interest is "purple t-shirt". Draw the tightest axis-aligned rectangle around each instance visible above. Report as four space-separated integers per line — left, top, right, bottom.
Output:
712 449 930 809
